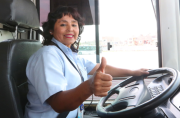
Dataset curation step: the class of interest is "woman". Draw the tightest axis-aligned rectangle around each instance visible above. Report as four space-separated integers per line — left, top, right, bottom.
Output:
24 6 149 118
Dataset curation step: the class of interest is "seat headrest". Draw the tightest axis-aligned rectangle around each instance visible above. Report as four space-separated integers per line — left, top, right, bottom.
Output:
0 0 39 29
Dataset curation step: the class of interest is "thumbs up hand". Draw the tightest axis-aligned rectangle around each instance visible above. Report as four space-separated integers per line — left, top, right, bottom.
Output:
88 57 112 97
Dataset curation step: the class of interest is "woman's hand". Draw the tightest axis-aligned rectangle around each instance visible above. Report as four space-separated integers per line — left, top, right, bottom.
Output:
131 68 149 76
88 57 112 97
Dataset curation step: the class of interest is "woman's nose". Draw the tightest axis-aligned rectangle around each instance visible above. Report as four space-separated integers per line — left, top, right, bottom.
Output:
67 25 73 31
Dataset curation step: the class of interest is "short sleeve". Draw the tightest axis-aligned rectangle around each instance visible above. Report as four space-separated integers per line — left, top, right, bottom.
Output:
26 50 67 104
79 57 96 74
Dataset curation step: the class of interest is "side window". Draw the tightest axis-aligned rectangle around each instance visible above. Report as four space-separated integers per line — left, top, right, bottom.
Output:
80 25 96 63
98 0 158 69
79 0 158 69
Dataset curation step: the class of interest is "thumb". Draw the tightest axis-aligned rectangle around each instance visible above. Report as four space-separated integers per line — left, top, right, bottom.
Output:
97 57 107 73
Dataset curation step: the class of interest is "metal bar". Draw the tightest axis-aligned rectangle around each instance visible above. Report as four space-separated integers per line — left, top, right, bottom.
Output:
156 0 162 67
95 0 100 63
0 28 9 31
36 0 40 41
15 26 18 39
30 29 32 40
33 30 36 40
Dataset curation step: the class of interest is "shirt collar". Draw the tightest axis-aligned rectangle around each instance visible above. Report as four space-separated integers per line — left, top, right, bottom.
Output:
51 38 71 54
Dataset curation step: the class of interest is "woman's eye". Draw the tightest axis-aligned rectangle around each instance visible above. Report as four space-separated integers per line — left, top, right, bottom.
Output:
60 24 66 26
72 24 77 27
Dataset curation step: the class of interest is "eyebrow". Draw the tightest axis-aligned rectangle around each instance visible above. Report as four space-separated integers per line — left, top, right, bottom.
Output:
58 20 78 23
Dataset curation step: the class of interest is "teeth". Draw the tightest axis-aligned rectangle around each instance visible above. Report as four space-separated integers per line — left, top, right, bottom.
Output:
65 35 73 37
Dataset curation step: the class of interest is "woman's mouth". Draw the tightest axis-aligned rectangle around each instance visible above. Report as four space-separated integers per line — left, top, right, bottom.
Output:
64 34 73 38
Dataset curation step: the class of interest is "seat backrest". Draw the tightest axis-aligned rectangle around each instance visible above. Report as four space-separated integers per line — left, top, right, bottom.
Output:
0 40 42 118
0 0 42 117
0 0 39 29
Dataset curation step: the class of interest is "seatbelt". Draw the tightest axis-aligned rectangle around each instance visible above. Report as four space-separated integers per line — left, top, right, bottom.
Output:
51 42 84 118
57 111 70 118
51 42 84 82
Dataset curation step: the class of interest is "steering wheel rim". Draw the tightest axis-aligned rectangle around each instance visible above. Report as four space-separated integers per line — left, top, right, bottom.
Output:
96 68 180 118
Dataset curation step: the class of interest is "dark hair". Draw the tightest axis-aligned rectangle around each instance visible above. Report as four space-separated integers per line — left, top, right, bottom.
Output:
42 6 84 52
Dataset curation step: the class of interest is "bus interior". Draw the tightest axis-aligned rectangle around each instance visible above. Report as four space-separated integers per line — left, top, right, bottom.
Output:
0 0 180 118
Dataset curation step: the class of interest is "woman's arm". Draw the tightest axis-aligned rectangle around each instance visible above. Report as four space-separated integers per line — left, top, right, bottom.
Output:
89 63 149 77
47 57 112 113
47 80 92 113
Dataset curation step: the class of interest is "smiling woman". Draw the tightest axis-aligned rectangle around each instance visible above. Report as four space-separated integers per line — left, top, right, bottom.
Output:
42 6 84 51
50 15 79 48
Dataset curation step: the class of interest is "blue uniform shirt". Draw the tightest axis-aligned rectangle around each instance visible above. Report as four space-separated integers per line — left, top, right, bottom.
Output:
24 38 96 118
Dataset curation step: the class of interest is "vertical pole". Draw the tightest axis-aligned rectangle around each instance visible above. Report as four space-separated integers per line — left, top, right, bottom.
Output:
33 30 36 40
36 0 40 41
156 0 162 67
15 26 18 39
30 29 32 40
95 0 100 63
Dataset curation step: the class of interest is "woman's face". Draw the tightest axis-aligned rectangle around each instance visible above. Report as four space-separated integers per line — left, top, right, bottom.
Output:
51 15 79 48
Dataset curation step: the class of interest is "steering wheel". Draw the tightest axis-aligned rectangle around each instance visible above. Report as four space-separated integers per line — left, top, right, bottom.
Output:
96 68 180 118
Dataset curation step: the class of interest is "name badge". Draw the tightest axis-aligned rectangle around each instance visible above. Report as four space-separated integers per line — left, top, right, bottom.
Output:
78 103 84 118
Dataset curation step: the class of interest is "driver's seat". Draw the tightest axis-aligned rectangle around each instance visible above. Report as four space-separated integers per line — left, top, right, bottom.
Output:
0 40 42 118
0 0 42 117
